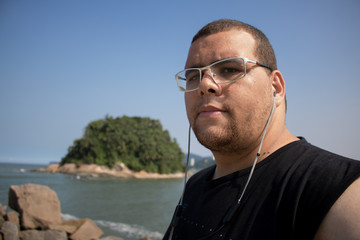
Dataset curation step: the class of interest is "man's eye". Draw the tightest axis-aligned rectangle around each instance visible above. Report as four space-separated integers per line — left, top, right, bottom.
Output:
222 68 240 73
187 73 200 82
187 74 200 82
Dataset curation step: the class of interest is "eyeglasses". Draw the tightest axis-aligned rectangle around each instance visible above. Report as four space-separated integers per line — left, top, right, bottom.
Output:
175 57 272 92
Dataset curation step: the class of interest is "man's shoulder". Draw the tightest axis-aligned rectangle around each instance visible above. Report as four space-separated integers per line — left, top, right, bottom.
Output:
274 138 360 188
275 137 359 167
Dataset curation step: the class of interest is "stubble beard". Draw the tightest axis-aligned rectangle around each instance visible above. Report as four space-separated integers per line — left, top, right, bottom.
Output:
192 112 252 154
191 99 273 154
194 125 242 153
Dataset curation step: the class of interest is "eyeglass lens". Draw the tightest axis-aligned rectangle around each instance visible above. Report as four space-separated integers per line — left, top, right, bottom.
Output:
177 58 246 91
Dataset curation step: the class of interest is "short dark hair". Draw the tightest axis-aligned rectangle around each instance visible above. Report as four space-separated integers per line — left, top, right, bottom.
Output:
192 19 277 71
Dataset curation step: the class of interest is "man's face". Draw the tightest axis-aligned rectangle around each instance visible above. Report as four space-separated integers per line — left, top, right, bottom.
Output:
184 29 274 153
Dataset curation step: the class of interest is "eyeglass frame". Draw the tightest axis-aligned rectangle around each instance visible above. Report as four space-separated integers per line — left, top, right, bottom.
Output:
175 57 273 92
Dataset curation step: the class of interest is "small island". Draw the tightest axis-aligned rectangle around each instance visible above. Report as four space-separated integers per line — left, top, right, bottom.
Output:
36 115 185 178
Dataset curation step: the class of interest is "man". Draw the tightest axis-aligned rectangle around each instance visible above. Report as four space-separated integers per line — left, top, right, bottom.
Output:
164 19 360 240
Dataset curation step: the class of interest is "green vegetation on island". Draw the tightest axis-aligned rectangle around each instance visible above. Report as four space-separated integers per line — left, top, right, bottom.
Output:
60 115 185 174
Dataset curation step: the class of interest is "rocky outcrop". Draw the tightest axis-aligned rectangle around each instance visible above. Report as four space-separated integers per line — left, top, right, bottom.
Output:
0 184 156 240
68 219 103 240
1 221 19 240
34 162 184 179
9 184 62 229
20 229 67 240
0 184 104 240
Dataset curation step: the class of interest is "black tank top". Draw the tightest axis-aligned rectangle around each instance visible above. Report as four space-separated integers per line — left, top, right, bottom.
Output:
164 138 360 240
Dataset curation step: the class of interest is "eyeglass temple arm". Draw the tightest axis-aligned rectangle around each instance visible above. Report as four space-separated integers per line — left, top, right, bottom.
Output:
246 58 272 71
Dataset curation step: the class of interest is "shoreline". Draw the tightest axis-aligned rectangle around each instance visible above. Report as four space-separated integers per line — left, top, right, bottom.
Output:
32 162 185 179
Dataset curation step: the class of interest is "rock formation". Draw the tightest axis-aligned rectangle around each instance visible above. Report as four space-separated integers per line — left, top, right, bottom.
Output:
8 184 62 229
34 162 184 179
0 184 155 240
0 183 104 240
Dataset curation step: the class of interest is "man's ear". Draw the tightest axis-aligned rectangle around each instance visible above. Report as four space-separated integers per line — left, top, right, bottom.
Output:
271 70 286 108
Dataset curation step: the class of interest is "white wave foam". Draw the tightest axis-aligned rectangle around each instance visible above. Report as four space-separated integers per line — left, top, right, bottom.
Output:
61 213 163 240
95 220 163 240
61 213 78 220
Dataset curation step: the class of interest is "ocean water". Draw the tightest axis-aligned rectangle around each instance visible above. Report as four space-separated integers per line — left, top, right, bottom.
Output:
0 163 184 240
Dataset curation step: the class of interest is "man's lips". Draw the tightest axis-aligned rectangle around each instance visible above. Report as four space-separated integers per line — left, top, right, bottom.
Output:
198 105 226 118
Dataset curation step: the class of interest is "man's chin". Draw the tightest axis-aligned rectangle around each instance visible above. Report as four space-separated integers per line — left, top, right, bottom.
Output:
194 127 230 150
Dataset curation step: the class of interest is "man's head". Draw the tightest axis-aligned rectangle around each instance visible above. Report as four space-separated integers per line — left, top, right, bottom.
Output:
182 19 286 155
192 19 277 72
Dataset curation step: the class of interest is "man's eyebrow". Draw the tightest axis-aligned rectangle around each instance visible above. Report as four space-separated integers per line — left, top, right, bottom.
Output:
186 64 203 69
186 60 216 69
186 57 240 69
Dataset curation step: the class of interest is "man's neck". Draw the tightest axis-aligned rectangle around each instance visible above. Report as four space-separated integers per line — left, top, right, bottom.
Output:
212 128 298 179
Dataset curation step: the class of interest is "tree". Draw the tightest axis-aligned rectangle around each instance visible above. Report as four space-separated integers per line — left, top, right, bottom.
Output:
60 115 184 174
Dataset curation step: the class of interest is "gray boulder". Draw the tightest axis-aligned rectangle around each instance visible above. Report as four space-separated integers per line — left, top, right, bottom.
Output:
8 184 62 229
0 221 19 240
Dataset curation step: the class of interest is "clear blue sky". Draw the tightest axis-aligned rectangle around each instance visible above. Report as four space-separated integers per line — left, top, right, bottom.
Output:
1 0 359 164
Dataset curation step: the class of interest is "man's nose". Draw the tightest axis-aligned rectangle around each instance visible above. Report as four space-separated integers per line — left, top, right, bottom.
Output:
198 70 222 96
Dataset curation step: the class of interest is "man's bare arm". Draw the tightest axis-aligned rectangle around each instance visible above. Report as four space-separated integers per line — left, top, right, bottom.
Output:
314 177 360 240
